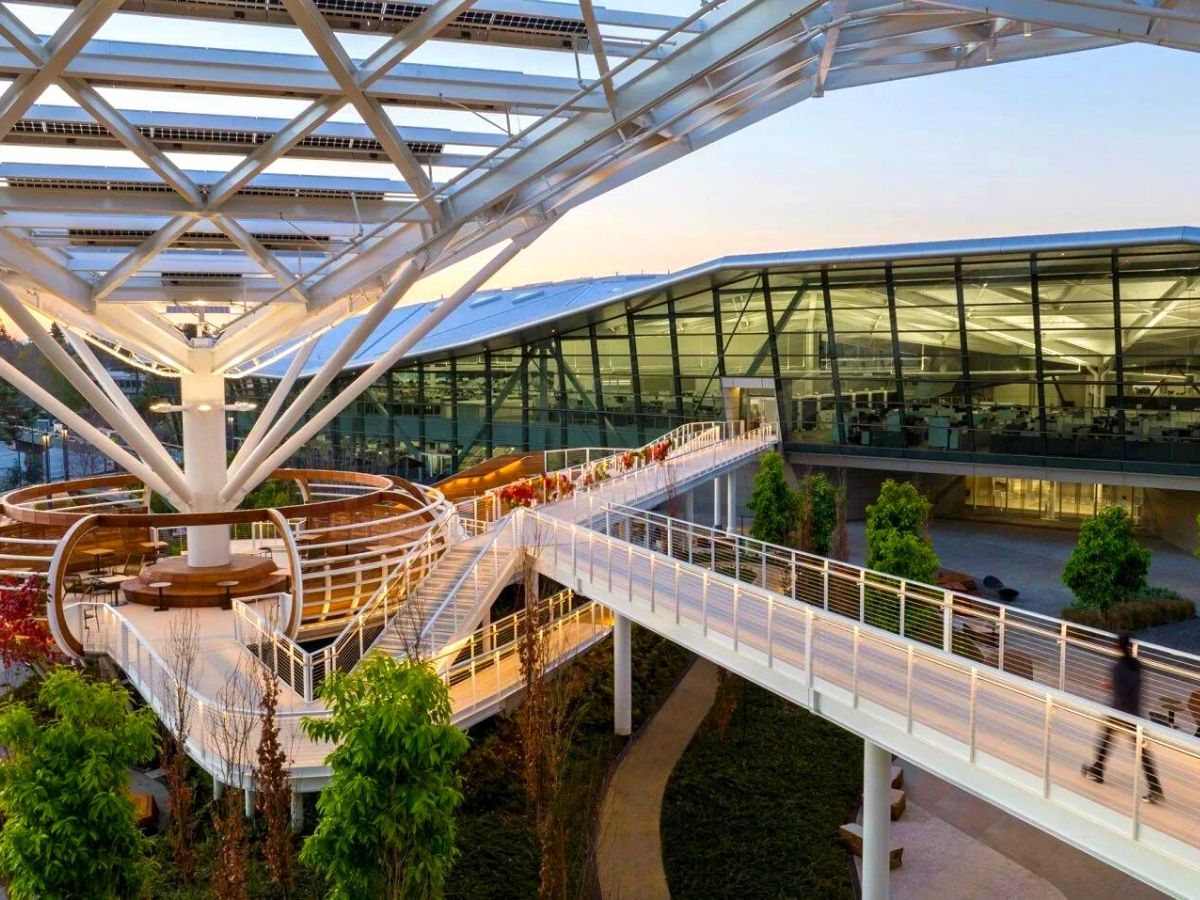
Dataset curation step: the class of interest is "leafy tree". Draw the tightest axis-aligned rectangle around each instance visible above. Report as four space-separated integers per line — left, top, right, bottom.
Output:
865 529 941 585
301 654 469 900
747 452 798 545
1063 505 1150 610
0 668 158 899
0 575 57 669
797 473 839 556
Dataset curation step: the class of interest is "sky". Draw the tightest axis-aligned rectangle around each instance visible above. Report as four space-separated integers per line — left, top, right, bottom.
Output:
4 2 1200 305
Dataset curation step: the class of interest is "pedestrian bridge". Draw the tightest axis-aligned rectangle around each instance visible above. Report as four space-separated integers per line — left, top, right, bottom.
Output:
70 421 1200 898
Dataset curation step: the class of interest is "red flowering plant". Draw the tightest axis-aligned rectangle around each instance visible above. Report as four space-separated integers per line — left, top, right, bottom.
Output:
0 575 59 670
499 480 537 510
580 470 596 489
650 440 671 464
554 474 575 499
619 451 637 471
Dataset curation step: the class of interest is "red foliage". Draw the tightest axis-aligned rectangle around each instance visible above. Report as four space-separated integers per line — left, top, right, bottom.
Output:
650 440 671 464
555 474 574 498
0 576 57 669
619 451 637 471
500 480 537 509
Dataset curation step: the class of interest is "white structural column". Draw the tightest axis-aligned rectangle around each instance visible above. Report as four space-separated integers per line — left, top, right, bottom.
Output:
862 740 891 900
180 352 230 567
613 613 631 736
726 470 736 534
290 789 304 833
713 475 722 528
685 489 695 524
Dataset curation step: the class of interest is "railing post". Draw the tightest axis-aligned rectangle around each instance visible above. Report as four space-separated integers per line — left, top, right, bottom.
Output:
1058 622 1067 690
851 627 860 706
702 576 709 637
858 571 866 622
766 598 775 668
899 584 907 638
968 669 979 762
732 583 740 652
998 607 1007 672
905 646 915 732
1132 725 1145 839
942 592 954 653
649 555 657 613
1041 697 1054 798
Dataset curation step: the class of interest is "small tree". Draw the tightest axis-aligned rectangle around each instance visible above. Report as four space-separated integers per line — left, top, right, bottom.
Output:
867 529 941 585
865 480 939 577
255 669 295 895
301 654 469 900
797 473 839 556
0 576 57 670
747 452 798 545
1063 505 1150 610
0 669 158 899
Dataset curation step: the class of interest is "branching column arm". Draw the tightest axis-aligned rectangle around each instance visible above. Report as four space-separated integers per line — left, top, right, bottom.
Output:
225 226 546 505
226 339 315 477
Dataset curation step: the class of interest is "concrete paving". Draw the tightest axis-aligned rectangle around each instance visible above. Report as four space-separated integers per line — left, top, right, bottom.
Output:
595 658 719 900
846 518 1200 652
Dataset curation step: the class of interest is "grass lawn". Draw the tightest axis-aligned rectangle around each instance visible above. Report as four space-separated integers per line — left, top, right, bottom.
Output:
661 677 863 899
447 623 694 898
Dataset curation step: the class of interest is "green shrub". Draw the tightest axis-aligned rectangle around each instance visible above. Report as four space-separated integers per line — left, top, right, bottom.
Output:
865 480 940 585
747 452 798 545
1062 593 1194 632
1062 506 1150 610
798 473 839 556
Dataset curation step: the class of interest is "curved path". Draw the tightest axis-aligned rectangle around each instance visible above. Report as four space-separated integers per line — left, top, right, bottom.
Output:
595 658 719 899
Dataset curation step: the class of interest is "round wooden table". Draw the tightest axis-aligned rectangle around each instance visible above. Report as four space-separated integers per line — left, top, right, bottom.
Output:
150 581 171 612
217 579 239 611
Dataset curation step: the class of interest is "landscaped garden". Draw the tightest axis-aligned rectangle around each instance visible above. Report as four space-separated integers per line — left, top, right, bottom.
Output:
661 676 862 899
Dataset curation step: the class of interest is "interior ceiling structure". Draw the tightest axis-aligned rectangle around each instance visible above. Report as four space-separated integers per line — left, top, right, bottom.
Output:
0 0 1196 380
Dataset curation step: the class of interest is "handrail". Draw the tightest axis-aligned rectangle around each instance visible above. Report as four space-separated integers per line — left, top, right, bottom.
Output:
561 488 1200 736
525 504 1200 884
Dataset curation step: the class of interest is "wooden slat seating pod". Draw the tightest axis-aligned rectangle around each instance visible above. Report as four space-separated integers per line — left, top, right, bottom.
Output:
4 470 453 650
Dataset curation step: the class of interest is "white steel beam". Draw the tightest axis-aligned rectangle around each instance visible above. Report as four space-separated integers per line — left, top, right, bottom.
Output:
210 215 310 305
0 354 184 505
91 215 198 302
226 225 543 503
0 0 125 141
227 339 315 476
0 228 94 311
220 252 434 501
281 0 444 224
0 282 195 503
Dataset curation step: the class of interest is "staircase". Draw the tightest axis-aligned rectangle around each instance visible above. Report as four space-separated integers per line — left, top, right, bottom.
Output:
373 530 517 658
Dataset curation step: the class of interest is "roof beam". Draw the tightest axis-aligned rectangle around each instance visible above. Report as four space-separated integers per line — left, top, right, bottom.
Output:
0 0 124 141
91 214 198 302
0 227 94 310
210 214 310 305
280 0 445 225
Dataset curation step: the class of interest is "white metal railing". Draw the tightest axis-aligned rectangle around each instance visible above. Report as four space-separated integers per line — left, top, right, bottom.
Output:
525 503 1200 871
233 512 454 701
563 495 1200 723
457 421 764 528
73 590 611 781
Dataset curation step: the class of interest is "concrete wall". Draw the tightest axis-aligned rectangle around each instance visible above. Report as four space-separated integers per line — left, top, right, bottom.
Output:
1145 489 1200 554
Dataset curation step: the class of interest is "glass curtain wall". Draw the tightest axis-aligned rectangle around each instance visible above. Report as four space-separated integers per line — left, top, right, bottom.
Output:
236 243 1200 480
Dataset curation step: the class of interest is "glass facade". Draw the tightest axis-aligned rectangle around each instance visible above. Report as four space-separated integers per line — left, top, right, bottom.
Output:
235 240 1200 481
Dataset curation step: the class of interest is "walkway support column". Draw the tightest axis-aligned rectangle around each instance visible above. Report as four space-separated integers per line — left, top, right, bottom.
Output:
685 489 695 523
614 613 631 736
291 788 304 833
712 475 722 528
725 470 736 534
863 740 891 900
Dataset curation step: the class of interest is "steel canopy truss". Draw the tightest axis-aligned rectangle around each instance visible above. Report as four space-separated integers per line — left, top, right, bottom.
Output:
0 0 1194 529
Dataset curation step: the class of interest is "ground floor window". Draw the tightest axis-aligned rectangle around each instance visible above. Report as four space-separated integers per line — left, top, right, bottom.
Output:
964 476 1144 524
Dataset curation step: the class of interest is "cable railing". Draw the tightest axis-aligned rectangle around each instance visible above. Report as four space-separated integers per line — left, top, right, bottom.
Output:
71 589 612 781
560 495 1200 729
525 504 1200 878
232 513 454 700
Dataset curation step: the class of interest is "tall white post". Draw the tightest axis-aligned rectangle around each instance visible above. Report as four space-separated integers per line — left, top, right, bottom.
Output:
863 740 891 900
290 788 304 833
713 475 722 528
613 613 631 735
180 351 231 567
726 469 736 534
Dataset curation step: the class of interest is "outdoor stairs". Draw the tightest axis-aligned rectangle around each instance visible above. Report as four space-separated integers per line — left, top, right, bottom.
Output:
372 533 515 660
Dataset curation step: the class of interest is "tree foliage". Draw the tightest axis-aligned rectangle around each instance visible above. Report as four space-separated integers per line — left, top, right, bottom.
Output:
0 575 57 669
747 452 798 545
865 480 940 583
1063 505 1150 610
0 668 158 899
301 654 469 900
797 473 839 557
